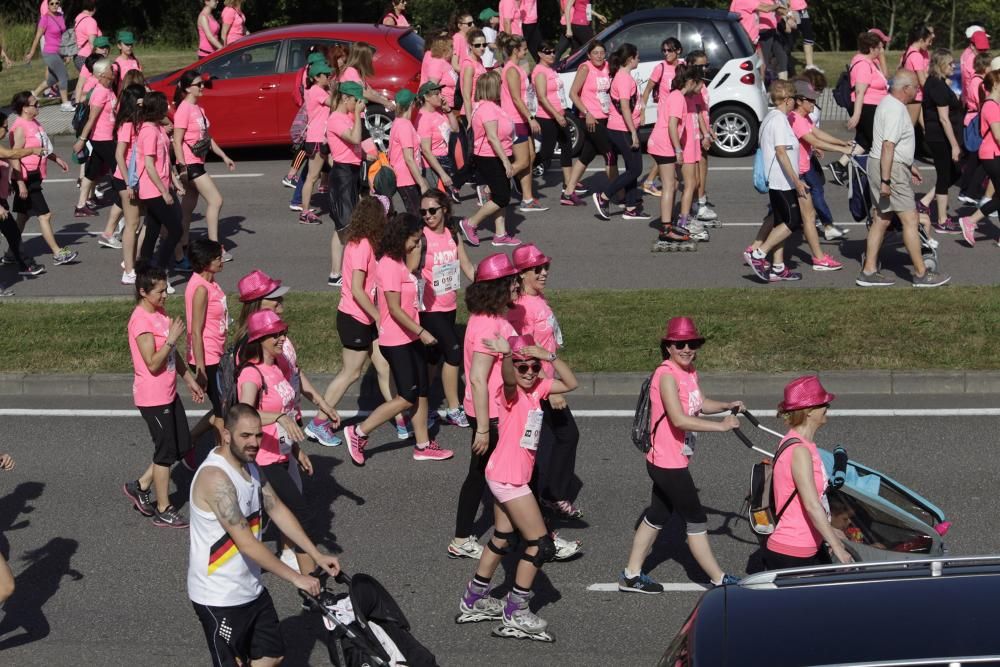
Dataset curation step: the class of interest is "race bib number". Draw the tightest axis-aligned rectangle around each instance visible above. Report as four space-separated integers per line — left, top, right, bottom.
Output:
681 432 697 457
585 3 593 21
597 78 611 115
166 351 176 372
276 418 295 455
520 409 544 450
432 261 461 295
557 77 570 109
549 313 564 347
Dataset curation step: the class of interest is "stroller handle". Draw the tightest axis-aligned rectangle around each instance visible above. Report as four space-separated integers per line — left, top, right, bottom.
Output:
831 446 848 489
309 566 353 586
741 409 763 429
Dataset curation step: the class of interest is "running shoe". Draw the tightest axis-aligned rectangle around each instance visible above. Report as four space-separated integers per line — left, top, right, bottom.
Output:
459 218 480 246
395 418 413 440
123 480 155 517
769 267 802 282
744 250 770 281
443 407 470 428
305 420 343 447
912 270 951 288
541 497 583 520
59 101 76 112
574 185 589 195
344 424 368 466
19 263 46 276
447 186 462 204
592 192 611 220
282 176 298 188
957 192 978 205
413 441 454 461
932 217 960 234
551 532 582 560
85 198 99 210
98 232 122 249
41 87 58 99
491 234 522 247
121 270 136 285
916 200 931 216
823 225 848 241
74 205 98 217
53 248 78 265
298 210 322 225
448 536 484 559
811 254 843 271
289 202 304 212
959 217 977 246
221 251 233 263
0 287 13 297
152 506 189 528
0 253 14 265
827 161 848 186
166 280 176 295
642 181 662 197
696 205 718 221
714 573 741 586
174 256 193 272
560 192 583 206
855 270 895 287
327 274 342 287
622 207 651 221
618 571 664 594
924 234 939 250
804 64 825 73
532 164 546 177
519 198 549 212
980 197 999 220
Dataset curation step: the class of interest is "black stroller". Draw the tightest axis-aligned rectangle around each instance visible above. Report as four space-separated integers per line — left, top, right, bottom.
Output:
300 570 439 667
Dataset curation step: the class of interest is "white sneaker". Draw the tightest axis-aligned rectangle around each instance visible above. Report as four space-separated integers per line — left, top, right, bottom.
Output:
121 270 136 285
166 278 176 295
823 225 848 241
552 532 582 561
980 197 999 220
696 205 718 221
59 101 75 112
447 536 484 559
280 548 301 573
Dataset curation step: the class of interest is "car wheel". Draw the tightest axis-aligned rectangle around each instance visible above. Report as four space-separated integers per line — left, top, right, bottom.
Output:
365 106 394 153
710 105 757 158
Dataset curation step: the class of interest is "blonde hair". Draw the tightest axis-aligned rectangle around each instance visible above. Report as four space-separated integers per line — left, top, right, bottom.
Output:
475 70 501 102
91 58 113 77
779 407 810 427
430 34 452 59
769 79 795 105
928 48 953 79
345 42 376 79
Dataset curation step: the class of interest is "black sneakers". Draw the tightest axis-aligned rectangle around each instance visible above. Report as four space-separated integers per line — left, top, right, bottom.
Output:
618 571 664 594
153 506 189 528
123 480 155 517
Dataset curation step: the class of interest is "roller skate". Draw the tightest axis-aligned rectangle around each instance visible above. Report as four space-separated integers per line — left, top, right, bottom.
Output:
651 224 697 252
687 219 710 242
456 580 504 624
696 202 720 227
492 590 554 642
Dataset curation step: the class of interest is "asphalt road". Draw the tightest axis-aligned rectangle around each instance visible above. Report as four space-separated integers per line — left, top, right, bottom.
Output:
0 401 997 665
4 135 997 299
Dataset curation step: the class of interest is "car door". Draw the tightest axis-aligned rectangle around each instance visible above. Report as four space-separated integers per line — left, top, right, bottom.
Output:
604 21 681 125
197 40 283 146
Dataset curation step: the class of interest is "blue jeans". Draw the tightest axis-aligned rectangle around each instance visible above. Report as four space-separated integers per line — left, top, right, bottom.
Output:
802 161 833 226
289 161 308 206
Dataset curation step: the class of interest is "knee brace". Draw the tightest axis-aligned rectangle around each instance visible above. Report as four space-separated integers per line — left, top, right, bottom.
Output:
520 534 556 568
486 529 517 556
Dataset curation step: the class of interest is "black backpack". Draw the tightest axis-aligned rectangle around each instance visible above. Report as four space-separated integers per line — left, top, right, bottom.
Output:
744 438 801 544
217 335 263 415
71 90 93 136
832 61 864 112
630 366 667 453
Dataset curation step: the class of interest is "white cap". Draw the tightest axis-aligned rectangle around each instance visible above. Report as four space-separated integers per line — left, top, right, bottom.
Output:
966 25 986 39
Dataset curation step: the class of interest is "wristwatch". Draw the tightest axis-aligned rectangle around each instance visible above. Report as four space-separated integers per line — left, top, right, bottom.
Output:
880 178 891 185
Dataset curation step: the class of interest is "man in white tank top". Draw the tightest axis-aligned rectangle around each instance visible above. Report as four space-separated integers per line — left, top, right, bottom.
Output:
188 403 341 667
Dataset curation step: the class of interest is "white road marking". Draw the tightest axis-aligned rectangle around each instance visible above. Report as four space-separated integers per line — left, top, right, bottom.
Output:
588 582 707 592
1 408 998 417
45 173 264 184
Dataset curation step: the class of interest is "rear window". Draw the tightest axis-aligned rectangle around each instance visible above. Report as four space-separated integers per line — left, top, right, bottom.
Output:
714 18 754 59
397 30 425 62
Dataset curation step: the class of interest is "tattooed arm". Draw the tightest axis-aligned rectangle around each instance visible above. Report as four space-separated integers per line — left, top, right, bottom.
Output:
261 482 341 577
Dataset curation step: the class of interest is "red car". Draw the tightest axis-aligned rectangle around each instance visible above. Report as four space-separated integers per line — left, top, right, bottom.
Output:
148 23 424 149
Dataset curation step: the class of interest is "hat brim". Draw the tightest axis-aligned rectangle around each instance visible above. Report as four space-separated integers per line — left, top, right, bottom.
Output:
516 254 551 271
779 391 836 412
264 285 290 300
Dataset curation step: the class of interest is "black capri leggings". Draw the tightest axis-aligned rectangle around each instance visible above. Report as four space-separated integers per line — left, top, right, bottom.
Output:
0 205 30 271
536 117 574 169
854 104 878 152
540 400 580 501
555 24 595 60
605 129 643 208
380 340 429 403
578 118 612 167
978 157 1000 218
475 155 512 208
419 309 462 367
85 139 116 181
926 139 961 196
260 459 313 554
454 416 499 537
138 394 193 466
643 462 708 535
139 195 183 270
328 163 360 231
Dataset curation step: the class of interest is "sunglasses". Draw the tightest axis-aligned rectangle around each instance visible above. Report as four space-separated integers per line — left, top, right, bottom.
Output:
540 49 556 55
419 206 442 216
663 47 679 53
515 362 543 373
471 43 487 49
532 263 549 273
460 20 474 26
670 340 703 350
190 81 206 88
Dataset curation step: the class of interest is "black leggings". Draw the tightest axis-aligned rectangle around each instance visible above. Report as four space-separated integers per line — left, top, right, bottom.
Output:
0 207 29 270
926 140 960 196
139 195 183 270
605 129 643 208
540 400 579 501
475 155 512 208
578 118 612 167
536 117 574 170
556 24 595 60
454 415 499 537
260 459 313 554
979 157 1000 218
959 151 987 197
522 22 542 61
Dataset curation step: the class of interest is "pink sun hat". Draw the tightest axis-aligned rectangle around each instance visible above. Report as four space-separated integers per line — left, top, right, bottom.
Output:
246 310 289 343
779 375 836 412
512 243 551 271
474 253 518 282
238 269 289 303
662 316 705 344
507 333 537 360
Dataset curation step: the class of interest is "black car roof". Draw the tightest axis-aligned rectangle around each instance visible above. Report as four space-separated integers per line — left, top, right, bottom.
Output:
616 8 740 23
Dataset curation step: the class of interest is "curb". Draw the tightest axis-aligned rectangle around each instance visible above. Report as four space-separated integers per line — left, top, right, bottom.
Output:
3 370 1000 399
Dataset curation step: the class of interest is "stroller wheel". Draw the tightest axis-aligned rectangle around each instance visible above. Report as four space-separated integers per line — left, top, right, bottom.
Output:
922 254 938 273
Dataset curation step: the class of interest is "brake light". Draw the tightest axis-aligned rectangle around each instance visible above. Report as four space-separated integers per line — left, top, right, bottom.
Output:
739 60 753 71
740 73 755 85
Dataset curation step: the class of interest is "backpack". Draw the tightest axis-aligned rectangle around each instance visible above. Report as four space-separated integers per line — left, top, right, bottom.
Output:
629 366 667 454
752 147 769 194
744 438 801 542
217 335 256 415
965 99 996 153
289 103 308 146
367 151 397 197
846 155 871 222
832 61 862 112
71 90 93 136
59 17 78 58
126 142 140 188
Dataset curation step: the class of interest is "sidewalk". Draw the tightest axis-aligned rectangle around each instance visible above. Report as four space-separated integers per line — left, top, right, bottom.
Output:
37 102 75 137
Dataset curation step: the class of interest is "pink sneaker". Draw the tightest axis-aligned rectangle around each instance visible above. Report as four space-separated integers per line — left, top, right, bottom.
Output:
413 441 454 461
345 425 368 467
459 218 480 246
811 254 844 271
959 216 977 246
491 233 522 247
742 245 754 265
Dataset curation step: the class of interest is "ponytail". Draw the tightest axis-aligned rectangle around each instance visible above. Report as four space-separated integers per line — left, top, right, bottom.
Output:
608 43 637 78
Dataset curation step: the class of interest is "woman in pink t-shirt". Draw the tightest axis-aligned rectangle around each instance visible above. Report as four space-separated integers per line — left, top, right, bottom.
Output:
73 58 117 218
343 214 455 467
458 333 577 638
381 0 409 26
620 317 744 593
563 40 615 205
173 70 237 262
197 0 223 58
458 71 520 247
899 23 935 124
640 37 683 196
675 67 713 236
114 30 142 82
417 81 460 196
123 262 204 527
450 12 475 71
449 253 518 559
460 30 489 118
847 32 888 153
23 0 73 110
764 375 854 569
325 81 366 286
594 43 645 221
533 41 574 195
421 35 459 113
648 67 694 244
220 0 247 46
498 33 545 212
388 90 428 215
296 61 334 226
959 71 1000 245
135 92 184 278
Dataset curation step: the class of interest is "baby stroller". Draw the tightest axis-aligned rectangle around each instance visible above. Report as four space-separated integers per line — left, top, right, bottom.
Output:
300 570 439 667
847 155 941 273
736 410 949 563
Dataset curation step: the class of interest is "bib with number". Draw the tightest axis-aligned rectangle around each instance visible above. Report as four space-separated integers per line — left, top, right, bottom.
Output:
432 260 461 295
519 409 544 450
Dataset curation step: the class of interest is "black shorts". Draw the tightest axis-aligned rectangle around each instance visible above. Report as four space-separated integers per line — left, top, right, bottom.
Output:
474 155 512 208
138 394 193 466
380 340 429 403
304 141 329 158
652 154 678 165
12 172 50 216
762 546 827 570
644 462 708 534
206 363 223 418
798 13 816 44
419 309 461 366
337 310 377 351
768 188 803 231
192 588 284 667
186 163 208 181
260 459 312 550
854 104 878 152
85 139 116 181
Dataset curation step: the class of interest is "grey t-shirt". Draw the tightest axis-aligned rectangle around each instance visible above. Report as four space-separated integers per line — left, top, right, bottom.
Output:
869 94 915 165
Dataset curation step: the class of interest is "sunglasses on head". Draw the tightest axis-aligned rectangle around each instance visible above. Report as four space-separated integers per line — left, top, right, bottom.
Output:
532 263 549 274
419 206 441 216
515 362 542 373
670 340 703 350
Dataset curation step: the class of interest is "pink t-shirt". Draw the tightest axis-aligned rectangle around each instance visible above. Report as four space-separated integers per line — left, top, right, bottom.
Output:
647 88 685 157
730 0 761 44
327 110 362 165
388 116 423 187
113 120 135 180
80 66 98 95
501 62 528 122
979 100 1000 160
462 314 517 419
788 110 815 175
645 360 703 470
39 13 65 55
682 94 704 163
452 31 469 64
608 69 640 132
900 48 929 102
239 362 297 466
420 225 460 312
523 0 538 23
383 11 409 26
88 84 117 142
424 57 459 108
789 0 807 9
461 59 487 114
221 7 246 44
961 47 976 106
339 66 363 85
651 60 679 102
115 55 142 78
579 61 611 120
339 238 377 324
965 74 985 125
128 305 177 407
136 122 171 200
74 13 100 58
560 0 589 26
768 431 828 558
375 256 420 346
533 63 565 120
850 54 888 106
198 10 220 55
506 293 561 377
498 0 524 35
416 109 450 157
485 378 553 485
174 101 210 165
472 101 514 157
304 84 330 143
8 117 46 179
758 10 777 31
185 272 229 366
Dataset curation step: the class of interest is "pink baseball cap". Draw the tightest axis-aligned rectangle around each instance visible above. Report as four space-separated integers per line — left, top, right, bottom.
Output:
778 375 836 412
972 32 990 50
238 269 289 303
868 28 890 44
512 243 551 271
246 310 289 343
662 316 704 344
508 334 537 360
474 253 518 282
